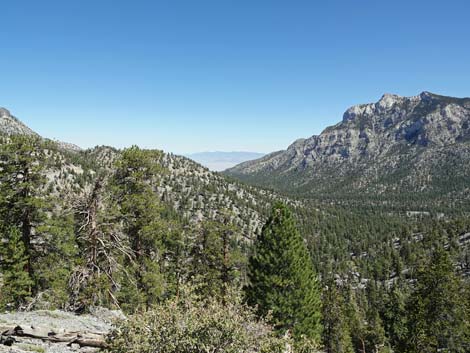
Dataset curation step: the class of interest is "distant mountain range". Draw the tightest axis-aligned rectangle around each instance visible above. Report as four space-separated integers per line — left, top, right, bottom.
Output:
185 151 265 171
225 92 470 211
3 91 470 213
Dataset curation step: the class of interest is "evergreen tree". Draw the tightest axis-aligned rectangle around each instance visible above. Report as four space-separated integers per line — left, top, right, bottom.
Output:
159 219 188 299
345 288 368 353
0 136 80 309
0 135 49 285
322 279 354 353
0 227 34 309
188 219 244 301
36 214 78 308
405 245 470 353
383 283 408 351
111 146 165 311
364 282 389 353
245 202 322 342
363 309 388 353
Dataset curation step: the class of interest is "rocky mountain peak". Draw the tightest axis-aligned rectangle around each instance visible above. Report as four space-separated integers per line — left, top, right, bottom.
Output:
341 91 467 126
0 106 82 151
226 91 470 200
0 107 11 116
335 92 470 152
0 107 38 136
377 93 403 109
343 92 415 123
419 91 433 100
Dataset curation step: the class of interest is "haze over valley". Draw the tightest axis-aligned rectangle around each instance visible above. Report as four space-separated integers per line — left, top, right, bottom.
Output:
184 151 265 171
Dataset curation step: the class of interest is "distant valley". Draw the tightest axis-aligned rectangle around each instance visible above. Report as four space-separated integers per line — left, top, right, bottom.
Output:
185 151 265 171
1 98 469 353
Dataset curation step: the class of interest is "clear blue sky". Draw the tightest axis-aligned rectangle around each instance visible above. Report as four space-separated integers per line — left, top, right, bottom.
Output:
1 0 469 154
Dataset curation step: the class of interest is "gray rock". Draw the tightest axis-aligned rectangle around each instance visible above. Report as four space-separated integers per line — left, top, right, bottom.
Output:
0 107 81 152
0 309 115 353
225 92 470 204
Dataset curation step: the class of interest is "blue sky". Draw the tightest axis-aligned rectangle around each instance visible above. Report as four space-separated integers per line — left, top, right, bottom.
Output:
1 0 469 154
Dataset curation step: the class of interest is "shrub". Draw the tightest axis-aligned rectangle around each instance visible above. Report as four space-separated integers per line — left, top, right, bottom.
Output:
107 290 310 353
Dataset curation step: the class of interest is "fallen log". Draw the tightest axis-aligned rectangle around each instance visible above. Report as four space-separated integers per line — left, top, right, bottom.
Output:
0 324 108 349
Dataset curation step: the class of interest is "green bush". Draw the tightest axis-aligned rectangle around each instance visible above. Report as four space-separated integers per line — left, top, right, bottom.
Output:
106 290 319 353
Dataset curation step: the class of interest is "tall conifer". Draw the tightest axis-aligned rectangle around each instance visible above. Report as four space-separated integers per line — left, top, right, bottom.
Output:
405 245 469 352
245 202 322 342
0 227 34 309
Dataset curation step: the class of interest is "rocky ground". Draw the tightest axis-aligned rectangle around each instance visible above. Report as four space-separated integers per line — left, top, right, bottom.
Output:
0 308 123 353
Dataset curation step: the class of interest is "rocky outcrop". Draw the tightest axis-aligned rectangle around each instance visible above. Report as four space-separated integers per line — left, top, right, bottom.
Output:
0 108 38 137
225 92 470 207
0 309 120 353
0 107 81 152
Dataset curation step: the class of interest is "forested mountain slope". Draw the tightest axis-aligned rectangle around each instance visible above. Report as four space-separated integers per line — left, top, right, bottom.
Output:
0 106 468 288
0 107 469 353
0 108 298 239
72 146 298 238
226 92 470 212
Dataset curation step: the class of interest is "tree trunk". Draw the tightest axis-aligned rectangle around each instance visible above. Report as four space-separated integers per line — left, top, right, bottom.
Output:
0 324 108 349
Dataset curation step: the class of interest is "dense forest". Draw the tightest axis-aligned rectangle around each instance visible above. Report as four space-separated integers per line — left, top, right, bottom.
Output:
0 135 469 352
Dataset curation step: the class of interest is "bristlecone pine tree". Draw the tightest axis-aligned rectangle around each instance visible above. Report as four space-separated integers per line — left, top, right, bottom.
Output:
245 202 322 343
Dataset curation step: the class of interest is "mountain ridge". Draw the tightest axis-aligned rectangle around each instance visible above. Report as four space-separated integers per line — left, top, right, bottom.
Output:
0 107 300 239
225 91 470 211
0 107 82 152
0 108 39 137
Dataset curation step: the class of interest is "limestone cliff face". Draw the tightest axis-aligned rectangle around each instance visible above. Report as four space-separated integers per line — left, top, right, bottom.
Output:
225 92 470 204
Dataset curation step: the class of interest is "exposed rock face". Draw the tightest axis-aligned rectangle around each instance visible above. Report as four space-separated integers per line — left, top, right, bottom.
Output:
0 309 115 353
0 108 38 137
0 107 81 151
225 92 470 208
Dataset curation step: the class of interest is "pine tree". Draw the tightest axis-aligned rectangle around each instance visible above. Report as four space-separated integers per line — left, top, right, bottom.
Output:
322 279 354 353
405 245 470 353
245 202 322 342
364 281 389 353
188 219 244 301
158 219 187 300
345 287 368 353
383 283 408 351
0 227 34 309
36 214 78 308
111 146 165 311
364 309 388 353
0 135 49 286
